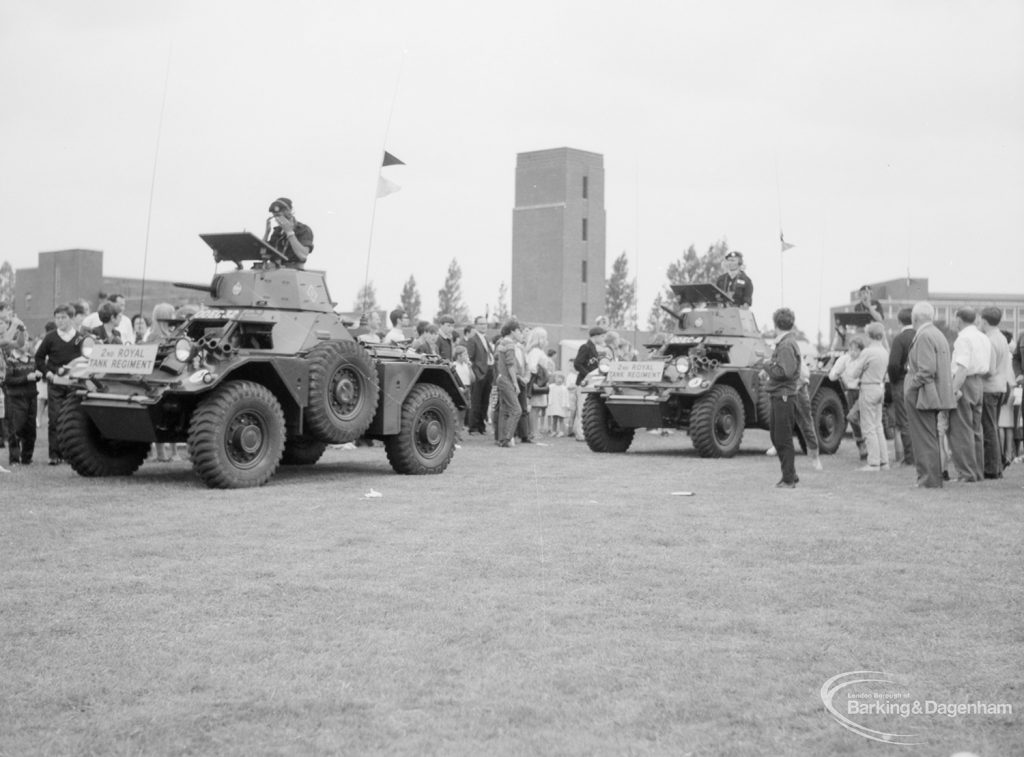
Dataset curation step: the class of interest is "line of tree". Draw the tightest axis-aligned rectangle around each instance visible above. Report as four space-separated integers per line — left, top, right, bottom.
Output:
347 241 730 329
353 259 474 323
400 276 422 321
604 251 636 330
436 259 468 323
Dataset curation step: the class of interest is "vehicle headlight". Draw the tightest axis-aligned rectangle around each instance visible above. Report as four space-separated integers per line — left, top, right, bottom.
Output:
174 338 194 362
80 336 95 358
598 357 611 374
675 356 691 374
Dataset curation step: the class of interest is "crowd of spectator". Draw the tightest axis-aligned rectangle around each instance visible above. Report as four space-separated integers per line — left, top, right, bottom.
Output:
766 301 1023 488
3 292 1022 483
0 295 200 469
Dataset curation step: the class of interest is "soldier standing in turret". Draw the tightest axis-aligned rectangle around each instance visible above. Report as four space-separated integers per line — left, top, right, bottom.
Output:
264 197 314 269
715 250 753 307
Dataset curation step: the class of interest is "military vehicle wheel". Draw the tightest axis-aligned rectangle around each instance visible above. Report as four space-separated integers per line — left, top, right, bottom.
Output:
281 435 328 466
384 383 458 475
582 393 635 452
188 380 285 488
689 384 745 457
306 341 380 444
58 395 150 476
756 384 772 428
811 386 845 455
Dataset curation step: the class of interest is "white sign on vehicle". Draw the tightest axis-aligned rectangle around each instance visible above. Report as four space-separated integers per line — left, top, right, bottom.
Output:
607 361 665 382
86 343 159 375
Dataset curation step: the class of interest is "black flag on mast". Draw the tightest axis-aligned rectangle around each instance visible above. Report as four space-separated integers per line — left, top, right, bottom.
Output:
378 151 405 198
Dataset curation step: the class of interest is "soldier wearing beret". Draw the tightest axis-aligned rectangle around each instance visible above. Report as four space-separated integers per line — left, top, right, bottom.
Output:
263 197 314 269
715 251 753 307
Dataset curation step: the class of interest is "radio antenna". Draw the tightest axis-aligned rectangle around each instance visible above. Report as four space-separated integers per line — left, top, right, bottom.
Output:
362 51 407 306
139 43 173 321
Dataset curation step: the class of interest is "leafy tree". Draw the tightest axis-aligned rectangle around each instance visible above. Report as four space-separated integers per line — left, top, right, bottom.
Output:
0 260 13 305
493 280 510 323
647 239 730 331
605 251 636 329
353 281 378 313
399 275 422 321
436 258 468 322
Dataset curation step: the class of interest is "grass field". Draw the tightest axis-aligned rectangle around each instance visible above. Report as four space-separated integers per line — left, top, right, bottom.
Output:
1 428 1021 756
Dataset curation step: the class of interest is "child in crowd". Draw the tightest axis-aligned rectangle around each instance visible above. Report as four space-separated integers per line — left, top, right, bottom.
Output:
565 369 578 437
546 371 570 437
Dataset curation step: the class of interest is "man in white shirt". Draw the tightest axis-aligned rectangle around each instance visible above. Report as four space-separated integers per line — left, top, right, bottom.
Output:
81 293 135 344
949 307 991 482
828 336 867 460
381 308 409 345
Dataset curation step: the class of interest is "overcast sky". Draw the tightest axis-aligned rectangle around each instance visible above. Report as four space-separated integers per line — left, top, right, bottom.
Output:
2 0 1022 337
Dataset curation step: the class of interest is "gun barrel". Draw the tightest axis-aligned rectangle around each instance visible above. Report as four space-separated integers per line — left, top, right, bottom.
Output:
173 281 214 293
660 304 682 321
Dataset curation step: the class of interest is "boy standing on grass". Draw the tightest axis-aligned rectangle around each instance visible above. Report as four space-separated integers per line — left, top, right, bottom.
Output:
762 308 802 488
34 305 87 465
2 345 39 465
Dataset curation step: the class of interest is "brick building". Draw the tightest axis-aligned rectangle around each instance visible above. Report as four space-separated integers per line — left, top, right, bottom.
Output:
13 249 202 335
830 277 1024 341
511 147 607 348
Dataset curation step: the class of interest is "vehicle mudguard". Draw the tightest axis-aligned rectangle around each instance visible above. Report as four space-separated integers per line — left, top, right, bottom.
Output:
368 362 466 436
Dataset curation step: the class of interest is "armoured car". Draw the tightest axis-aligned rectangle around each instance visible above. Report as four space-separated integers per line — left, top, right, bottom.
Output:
580 283 847 457
58 232 465 488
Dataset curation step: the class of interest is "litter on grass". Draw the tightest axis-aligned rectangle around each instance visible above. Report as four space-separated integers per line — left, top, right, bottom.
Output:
671 491 695 496
364 488 383 498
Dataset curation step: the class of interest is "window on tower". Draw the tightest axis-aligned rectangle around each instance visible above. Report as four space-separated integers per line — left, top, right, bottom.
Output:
582 176 588 198
581 302 587 325
581 260 587 283
582 218 588 241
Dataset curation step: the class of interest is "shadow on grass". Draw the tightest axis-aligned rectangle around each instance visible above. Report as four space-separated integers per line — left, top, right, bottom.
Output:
627 446 776 459
75 455 398 489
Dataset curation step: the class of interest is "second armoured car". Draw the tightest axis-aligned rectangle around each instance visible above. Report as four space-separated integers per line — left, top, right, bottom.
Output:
58 232 466 488
580 283 847 457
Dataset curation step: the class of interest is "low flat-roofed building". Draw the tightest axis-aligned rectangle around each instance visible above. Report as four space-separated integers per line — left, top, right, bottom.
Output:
830 277 1024 343
13 249 203 336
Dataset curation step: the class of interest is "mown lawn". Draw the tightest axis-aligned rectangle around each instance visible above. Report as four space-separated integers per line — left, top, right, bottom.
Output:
1 429 1021 756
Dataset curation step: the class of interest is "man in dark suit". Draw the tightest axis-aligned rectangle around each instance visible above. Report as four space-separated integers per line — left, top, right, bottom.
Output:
905 302 956 488
887 307 916 465
714 251 753 307
465 316 494 434
572 326 608 439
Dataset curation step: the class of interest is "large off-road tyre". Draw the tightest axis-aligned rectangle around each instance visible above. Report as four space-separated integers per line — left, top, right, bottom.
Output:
582 393 635 453
689 384 746 458
57 395 150 477
188 380 285 489
306 341 380 444
756 384 772 428
281 435 328 466
384 383 459 475
811 386 845 455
